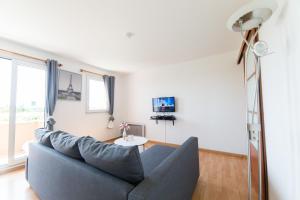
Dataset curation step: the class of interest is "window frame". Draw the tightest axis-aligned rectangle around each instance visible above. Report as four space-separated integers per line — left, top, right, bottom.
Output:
86 74 108 113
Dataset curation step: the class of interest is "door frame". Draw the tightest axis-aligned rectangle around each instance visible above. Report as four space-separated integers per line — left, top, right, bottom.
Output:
0 56 46 170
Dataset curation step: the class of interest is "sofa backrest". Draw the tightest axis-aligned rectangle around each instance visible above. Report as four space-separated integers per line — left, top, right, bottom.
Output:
27 143 134 200
128 137 199 200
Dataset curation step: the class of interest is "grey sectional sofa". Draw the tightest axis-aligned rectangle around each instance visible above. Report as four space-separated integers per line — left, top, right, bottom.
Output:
26 137 199 200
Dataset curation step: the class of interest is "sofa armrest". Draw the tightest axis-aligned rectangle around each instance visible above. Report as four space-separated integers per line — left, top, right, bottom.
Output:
128 137 199 200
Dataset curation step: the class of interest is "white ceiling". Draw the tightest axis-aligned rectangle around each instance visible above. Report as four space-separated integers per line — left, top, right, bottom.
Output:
0 0 249 72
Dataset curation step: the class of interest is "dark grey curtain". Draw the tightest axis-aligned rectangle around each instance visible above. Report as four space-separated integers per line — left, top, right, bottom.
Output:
45 59 59 131
103 75 115 124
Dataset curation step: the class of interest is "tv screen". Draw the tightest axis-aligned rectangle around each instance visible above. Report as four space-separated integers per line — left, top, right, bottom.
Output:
152 97 175 112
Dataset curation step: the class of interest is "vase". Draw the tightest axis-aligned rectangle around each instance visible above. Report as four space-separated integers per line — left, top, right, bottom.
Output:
122 129 127 140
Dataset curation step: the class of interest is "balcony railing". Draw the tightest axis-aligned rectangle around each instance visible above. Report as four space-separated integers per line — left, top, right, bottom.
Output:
0 121 43 165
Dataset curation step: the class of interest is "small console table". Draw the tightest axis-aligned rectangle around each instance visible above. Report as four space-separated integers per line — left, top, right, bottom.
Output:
114 136 148 152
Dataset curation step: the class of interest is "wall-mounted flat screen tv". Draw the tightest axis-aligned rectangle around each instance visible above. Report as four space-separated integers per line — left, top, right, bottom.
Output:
152 97 175 112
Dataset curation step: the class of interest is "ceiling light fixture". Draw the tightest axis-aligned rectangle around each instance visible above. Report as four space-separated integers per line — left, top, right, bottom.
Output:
227 0 278 57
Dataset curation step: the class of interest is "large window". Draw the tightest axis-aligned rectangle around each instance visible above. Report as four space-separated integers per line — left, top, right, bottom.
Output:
86 75 108 112
0 57 45 168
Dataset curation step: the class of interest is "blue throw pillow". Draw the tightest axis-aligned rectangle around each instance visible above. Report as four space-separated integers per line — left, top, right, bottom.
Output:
35 128 53 148
78 136 144 184
50 131 82 159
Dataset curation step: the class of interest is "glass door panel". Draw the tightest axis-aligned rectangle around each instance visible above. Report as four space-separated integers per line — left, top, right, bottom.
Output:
15 64 45 159
0 58 12 165
0 57 45 168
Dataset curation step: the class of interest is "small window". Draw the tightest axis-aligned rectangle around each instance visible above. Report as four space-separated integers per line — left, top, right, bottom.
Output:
86 76 108 112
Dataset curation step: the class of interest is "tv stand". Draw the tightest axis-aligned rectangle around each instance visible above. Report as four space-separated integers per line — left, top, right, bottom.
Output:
150 115 176 125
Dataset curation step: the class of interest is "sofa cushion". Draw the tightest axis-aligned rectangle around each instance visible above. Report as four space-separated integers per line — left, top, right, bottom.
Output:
140 145 176 177
78 136 144 184
35 128 53 148
50 131 82 159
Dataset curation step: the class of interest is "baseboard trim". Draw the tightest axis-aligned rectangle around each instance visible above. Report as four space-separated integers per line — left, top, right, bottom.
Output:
103 136 121 143
199 148 247 159
0 163 25 175
149 140 247 159
148 140 180 148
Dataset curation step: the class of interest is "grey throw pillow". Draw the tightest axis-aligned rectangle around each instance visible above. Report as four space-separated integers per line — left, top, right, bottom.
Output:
35 128 53 148
78 136 144 184
50 131 82 159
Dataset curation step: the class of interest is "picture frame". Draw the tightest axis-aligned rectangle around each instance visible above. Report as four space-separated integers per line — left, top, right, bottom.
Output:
58 70 82 101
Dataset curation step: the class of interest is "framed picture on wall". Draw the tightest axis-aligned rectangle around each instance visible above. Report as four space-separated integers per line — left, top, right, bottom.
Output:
58 70 82 101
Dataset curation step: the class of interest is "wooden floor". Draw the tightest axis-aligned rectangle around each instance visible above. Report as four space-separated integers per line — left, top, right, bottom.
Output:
0 168 39 200
0 141 247 200
145 141 248 200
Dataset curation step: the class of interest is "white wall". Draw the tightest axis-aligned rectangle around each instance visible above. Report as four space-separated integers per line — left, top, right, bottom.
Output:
54 67 127 141
0 38 127 141
260 0 300 199
124 51 247 155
